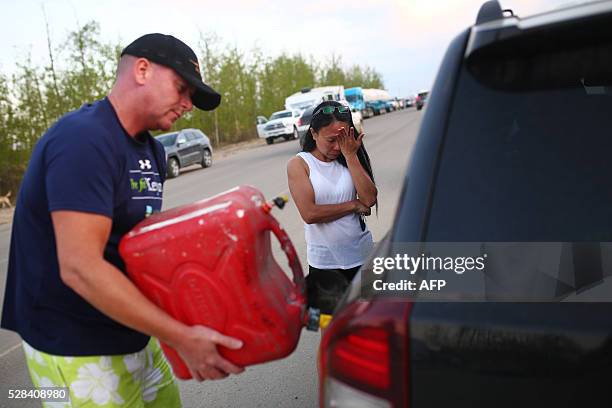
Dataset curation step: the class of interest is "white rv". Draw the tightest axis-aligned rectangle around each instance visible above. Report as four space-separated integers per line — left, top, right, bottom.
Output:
285 86 346 112
284 85 363 134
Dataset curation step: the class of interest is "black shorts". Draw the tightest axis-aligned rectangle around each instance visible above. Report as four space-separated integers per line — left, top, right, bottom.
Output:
306 265 360 315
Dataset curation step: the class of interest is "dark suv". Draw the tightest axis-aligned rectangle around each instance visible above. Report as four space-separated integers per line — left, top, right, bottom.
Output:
319 2 612 407
155 128 213 178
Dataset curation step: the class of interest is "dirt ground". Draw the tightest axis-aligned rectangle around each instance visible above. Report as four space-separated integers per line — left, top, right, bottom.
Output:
214 138 265 159
0 207 14 225
0 138 267 226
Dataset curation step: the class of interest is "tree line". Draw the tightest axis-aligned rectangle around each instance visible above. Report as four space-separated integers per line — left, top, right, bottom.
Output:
0 22 384 194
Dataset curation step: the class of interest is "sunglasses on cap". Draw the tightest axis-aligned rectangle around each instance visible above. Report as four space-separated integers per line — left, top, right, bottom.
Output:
313 105 351 116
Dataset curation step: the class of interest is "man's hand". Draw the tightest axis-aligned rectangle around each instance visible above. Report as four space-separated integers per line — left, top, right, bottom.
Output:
173 325 245 381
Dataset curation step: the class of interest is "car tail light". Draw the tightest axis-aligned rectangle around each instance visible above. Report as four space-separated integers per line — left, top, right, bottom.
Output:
297 118 303 127
329 327 390 390
319 300 412 407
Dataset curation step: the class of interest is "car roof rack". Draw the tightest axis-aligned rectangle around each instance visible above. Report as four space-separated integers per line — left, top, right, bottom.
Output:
476 0 504 24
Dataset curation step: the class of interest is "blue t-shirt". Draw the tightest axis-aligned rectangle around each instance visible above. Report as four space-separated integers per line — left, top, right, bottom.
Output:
1 98 167 355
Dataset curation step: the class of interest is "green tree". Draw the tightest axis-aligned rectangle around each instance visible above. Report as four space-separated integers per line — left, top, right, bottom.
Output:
0 21 120 195
59 22 117 110
0 23 386 194
258 53 316 117
362 66 384 89
319 53 346 86
0 73 24 194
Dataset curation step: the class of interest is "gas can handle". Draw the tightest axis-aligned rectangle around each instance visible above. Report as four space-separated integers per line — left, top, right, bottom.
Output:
267 216 305 291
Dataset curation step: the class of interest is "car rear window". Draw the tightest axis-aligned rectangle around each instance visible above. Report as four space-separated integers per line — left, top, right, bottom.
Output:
300 109 314 124
270 111 292 120
155 133 177 147
425 68 612 242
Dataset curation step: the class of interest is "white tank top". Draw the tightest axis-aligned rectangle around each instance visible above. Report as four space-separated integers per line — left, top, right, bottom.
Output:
296 152 373 269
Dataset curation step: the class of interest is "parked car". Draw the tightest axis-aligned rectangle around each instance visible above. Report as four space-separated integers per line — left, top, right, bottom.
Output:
255 115 268 139
297 105 315 149
319 1 612 407
343 100 364 135
415 89 429 110
155 128 213 178
363 89 391 116
384 100 395 113
260 109 301 145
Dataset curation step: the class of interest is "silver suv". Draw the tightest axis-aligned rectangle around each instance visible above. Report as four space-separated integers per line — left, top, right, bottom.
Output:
155 128 213 178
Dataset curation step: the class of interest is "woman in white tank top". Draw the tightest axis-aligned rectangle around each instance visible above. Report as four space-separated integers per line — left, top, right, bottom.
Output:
287 101 377 314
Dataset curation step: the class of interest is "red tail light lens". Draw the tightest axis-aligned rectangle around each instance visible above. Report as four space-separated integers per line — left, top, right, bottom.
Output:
297 118 303 126
320 300 413 407
329 327 390 390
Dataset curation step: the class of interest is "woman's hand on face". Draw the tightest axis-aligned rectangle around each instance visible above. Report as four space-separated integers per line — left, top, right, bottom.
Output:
338 126 364 157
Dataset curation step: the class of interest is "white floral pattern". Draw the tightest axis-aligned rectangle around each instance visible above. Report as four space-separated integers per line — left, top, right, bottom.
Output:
123 343 163 402
23 339 178 407
23 342 47 366
142 346 163 402
70 357 125 405
123 351 145 376
31 372 71 408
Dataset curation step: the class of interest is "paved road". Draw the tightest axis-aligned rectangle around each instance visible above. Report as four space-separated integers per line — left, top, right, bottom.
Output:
0 107 422 407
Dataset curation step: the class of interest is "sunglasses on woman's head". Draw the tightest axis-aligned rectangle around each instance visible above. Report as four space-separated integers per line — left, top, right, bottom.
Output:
313 105 351 116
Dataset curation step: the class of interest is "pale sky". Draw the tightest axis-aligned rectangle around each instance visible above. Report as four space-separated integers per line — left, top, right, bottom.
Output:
1 0 578 99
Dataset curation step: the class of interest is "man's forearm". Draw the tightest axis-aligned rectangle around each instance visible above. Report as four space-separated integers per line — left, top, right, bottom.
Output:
60 258 187 348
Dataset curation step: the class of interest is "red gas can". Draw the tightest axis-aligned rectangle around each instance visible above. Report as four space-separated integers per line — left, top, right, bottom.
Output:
119 186 306 379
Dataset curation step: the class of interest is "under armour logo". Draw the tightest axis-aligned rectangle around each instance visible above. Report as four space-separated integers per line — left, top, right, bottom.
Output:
139 159 152 170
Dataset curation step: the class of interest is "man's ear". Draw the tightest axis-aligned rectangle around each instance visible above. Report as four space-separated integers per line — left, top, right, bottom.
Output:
310 128 317 139
133 58 152 85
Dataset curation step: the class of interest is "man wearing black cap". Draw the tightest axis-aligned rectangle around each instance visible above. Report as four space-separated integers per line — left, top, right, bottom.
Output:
2 34 243 407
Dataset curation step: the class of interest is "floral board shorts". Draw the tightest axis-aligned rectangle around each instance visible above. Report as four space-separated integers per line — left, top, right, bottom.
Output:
23 338 181 407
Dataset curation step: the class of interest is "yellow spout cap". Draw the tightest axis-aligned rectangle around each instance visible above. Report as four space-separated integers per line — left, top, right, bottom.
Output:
319 314 332 329
271 195 288 209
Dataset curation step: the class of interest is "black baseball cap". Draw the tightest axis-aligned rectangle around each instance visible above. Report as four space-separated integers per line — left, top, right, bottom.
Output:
121 33 221 111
